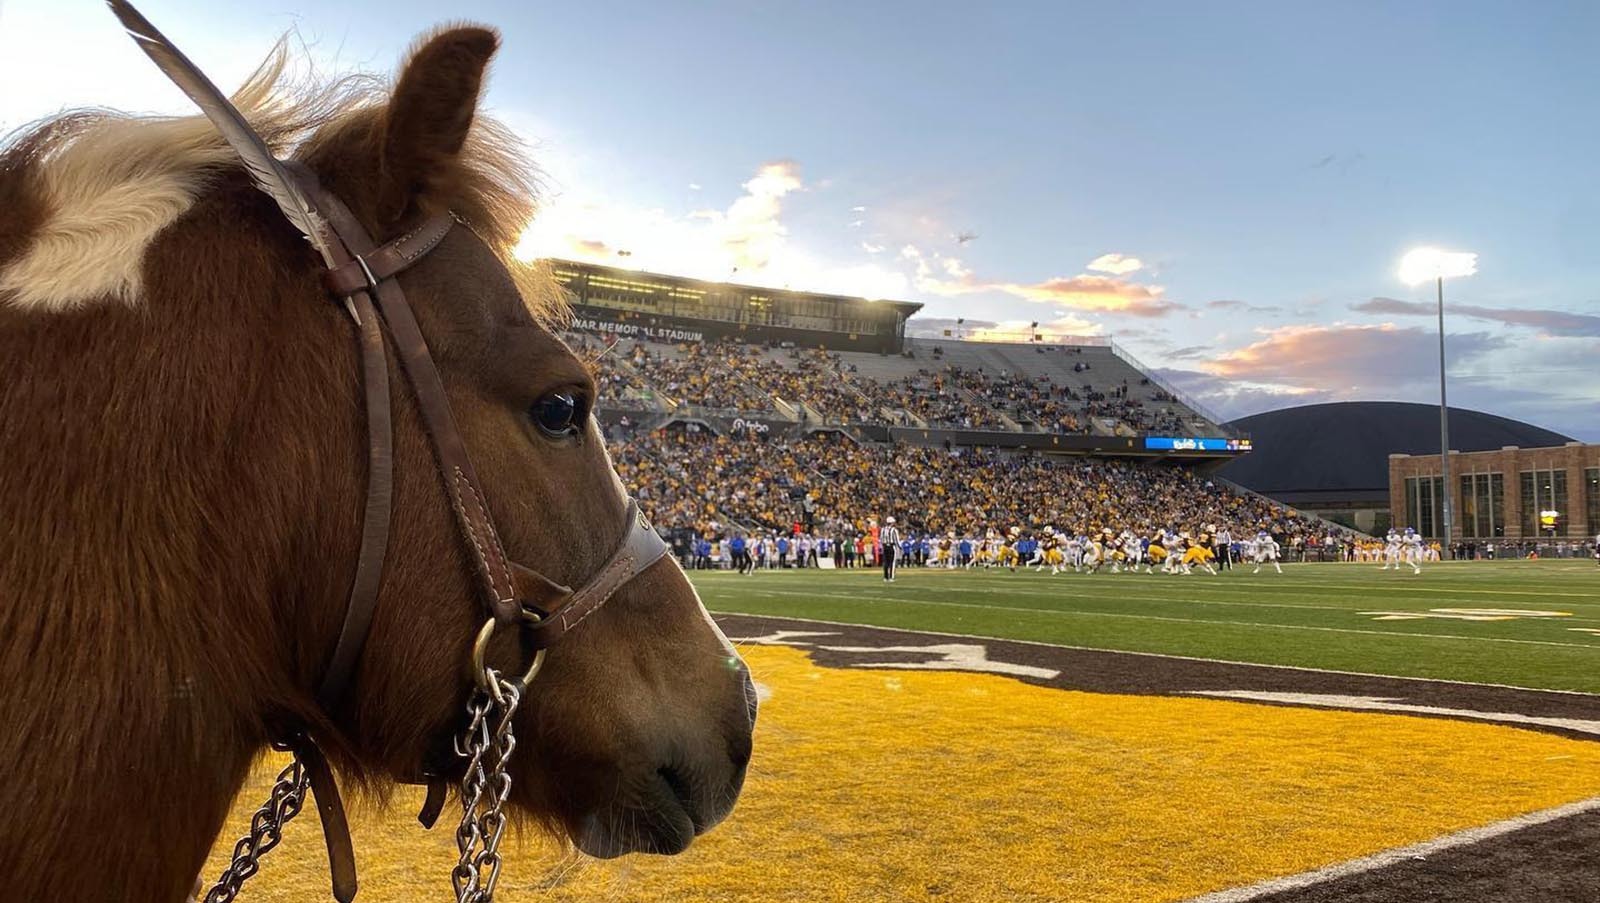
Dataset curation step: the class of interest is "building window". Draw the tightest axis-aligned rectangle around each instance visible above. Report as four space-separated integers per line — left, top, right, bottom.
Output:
1458 472 1504 538
1404 475 1444 537
1521 468 1569 537
1587 468 1599 537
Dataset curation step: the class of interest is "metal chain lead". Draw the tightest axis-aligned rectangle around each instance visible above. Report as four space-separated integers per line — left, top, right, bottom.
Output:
201 757 310 903
452 671 522 903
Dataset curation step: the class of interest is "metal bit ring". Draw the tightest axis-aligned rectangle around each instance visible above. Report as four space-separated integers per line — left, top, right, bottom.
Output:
470 616 546 694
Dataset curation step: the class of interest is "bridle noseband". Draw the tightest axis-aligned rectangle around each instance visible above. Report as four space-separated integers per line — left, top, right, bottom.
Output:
202 168 670 903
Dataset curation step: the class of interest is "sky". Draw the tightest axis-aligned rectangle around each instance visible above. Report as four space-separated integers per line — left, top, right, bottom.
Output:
3 0 1597 439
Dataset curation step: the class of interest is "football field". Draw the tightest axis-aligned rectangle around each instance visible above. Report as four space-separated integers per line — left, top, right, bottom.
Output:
209 559 1600 902
692 559 1600 693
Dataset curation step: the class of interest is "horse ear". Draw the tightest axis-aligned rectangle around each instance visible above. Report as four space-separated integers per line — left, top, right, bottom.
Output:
378 26 499 222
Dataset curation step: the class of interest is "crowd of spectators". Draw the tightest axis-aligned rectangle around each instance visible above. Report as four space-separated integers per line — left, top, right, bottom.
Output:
612 426 1321 543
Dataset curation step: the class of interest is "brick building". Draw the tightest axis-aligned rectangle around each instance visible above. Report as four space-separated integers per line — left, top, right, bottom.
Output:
1389 442 1600 542
1222 401 1573 536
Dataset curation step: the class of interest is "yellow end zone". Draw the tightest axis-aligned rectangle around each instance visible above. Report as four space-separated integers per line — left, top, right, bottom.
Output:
210 645 1600 902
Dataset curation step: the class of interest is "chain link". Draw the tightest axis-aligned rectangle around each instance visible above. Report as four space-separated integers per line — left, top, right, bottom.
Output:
201 758 310 903
197 664 525 903
452 670 523 903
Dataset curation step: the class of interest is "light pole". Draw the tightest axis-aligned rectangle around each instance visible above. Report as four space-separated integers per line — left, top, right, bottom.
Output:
1399 248 1478 549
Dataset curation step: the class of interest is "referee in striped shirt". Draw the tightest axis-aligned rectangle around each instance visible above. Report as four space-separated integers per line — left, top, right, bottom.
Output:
880 516 901 582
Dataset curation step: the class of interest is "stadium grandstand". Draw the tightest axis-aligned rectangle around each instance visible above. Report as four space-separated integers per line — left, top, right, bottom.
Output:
548 259 1340 557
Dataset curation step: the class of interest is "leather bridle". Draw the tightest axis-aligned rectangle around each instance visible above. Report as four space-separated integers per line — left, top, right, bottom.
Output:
248 166 671 902
96 5 670 898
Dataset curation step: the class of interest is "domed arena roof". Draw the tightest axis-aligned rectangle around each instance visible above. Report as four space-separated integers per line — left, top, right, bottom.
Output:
1217 401 1573 502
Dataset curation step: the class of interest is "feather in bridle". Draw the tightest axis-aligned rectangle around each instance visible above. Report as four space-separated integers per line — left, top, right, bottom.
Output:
106 0 336 268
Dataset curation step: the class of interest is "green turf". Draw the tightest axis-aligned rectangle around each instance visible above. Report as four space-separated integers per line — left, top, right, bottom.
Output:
692 559 1600 693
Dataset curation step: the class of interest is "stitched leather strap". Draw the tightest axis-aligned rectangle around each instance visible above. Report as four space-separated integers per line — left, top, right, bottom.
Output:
323 213 455 297
300 199 396 712
523 499 669 648
309 191 526 626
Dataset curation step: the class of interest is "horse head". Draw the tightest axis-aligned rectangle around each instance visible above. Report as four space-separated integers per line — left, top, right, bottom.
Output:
0 15 752 901
283 25 756 861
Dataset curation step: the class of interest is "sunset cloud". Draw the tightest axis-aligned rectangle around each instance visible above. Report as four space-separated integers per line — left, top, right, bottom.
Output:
1203 323 1504 387
1086 253 1144 276
907 248 1179 317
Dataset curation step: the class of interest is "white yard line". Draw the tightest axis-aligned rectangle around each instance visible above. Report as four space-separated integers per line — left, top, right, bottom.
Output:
714 611 1600 696
1179 796 1600 903
735 587 1600 650
904 580 1600 620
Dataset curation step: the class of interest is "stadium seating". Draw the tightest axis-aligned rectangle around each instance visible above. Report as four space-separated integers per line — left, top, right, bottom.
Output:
563 331 1222 437
566 329 1315 542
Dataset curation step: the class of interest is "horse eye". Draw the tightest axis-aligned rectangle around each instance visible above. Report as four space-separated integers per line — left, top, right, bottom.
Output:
531 392 580 437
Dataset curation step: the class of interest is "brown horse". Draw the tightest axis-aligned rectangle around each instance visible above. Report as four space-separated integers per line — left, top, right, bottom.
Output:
0 23 754 903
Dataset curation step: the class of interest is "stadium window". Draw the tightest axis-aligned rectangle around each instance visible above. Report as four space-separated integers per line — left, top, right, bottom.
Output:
1404 475 1443 537
1588 468 1600 537
1489 472 1505 537
1459 473 1504 538
1520 468 1569 537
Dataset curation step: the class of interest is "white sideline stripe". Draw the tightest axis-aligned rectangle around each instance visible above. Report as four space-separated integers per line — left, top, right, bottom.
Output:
741 587 1600 650
869 568 1600 602
914 581 1600 620
1186 690 1600 737
715 612 1600 697
1179 795 1600 903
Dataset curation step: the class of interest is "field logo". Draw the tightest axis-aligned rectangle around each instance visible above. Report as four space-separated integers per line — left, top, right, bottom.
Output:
728 630 1060 679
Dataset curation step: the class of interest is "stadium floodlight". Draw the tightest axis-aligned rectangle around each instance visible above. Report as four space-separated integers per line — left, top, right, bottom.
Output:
1398 248 1478 286
1398 246 1478 549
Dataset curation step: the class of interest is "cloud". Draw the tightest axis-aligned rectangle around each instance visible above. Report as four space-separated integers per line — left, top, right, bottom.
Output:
905 317 997 339
1085 253 1144 276
906 312 1104 342
1355 297 1600 337
716 160 804 271
908 248 1180 317
1164 344 1212 361
851 206 867 213
1151 367 1336 421
1204 322 1505 387
862 241 885 254
1208 299 1282 313
1153 325 1597 438
513 161 915 299
688 182 702 191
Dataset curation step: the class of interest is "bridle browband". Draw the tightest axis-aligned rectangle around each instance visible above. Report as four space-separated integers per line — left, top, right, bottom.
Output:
216 167 671 903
